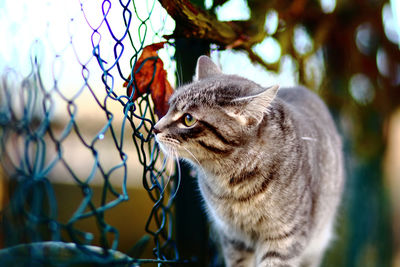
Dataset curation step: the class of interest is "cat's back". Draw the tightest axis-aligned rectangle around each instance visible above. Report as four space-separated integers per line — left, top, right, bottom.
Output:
276 86 339 139
277 86 329 116
275 85 344 224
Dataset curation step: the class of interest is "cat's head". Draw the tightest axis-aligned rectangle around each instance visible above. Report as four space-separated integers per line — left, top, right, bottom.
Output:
153 56 279 163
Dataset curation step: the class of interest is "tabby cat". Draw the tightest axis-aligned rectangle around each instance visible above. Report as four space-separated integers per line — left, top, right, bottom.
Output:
153 56 344 267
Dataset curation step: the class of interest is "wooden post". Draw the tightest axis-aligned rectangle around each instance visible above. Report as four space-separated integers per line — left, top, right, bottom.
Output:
174 37 210 266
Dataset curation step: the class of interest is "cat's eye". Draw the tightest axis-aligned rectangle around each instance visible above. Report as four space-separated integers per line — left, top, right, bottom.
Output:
183 113 197 127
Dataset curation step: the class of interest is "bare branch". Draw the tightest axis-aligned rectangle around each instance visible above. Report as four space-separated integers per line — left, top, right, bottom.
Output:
158 0 274 69
159 0 238 45
159 0 267 49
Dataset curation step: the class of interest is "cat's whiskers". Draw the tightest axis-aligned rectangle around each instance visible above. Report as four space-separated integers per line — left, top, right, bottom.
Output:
158 145 182 201
301 136 317 142
156 136 180 158
160 136 181 145
160 146 177 195
176 62 184 87
170 150 182 200
154 140 179 200
181 146 207 176
158 135 206 176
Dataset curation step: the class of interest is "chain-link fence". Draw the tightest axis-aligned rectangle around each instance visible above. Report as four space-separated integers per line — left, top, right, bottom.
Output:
0 0 185 265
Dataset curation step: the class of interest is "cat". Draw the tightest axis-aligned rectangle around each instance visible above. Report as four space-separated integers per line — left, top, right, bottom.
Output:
153 56 344 267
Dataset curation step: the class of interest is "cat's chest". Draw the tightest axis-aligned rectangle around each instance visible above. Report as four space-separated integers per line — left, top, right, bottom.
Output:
197 176 277 235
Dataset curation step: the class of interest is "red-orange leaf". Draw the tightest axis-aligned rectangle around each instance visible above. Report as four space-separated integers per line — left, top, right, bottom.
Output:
123 42 173 118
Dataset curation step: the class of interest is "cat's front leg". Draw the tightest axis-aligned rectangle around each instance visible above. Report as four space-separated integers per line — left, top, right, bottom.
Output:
219 235 255 267
255 251 301 267
255 242 303 267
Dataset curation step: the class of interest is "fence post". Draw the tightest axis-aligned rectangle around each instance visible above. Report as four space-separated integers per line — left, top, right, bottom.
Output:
174 37 210 266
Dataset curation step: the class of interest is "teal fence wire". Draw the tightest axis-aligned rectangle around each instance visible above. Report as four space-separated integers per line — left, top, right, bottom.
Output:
0 0 183 265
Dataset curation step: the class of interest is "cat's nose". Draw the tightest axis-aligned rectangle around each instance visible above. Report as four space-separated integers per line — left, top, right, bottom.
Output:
153 126 161 134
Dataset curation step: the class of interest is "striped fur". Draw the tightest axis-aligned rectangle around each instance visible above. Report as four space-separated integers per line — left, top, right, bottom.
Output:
154 56 344 267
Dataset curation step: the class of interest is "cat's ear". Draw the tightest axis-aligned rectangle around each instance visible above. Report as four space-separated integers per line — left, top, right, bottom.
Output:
195 56 222 81
230 85 279 126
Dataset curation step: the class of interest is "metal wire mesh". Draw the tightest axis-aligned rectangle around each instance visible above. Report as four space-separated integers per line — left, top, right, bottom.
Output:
0 0 183 265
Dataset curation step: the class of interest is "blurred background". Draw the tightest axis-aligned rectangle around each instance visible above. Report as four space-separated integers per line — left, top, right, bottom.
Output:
0 0 400 266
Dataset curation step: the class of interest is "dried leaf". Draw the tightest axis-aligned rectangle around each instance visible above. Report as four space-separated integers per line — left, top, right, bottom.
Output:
123 42 173 118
